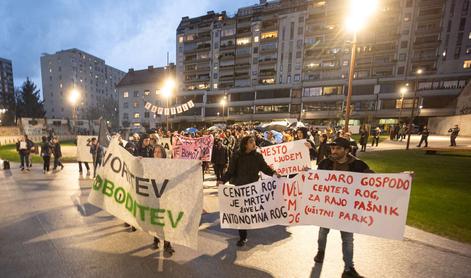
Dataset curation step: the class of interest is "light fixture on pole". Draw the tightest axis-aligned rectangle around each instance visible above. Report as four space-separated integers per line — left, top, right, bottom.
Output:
343 0 378 133
220 96 227 122
406 68 424 150
162 78 175 131
68 88 80 134
398 86 408 121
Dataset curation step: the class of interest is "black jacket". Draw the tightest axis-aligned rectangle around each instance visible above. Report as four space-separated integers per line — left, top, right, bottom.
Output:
40 142 52 157
53 143 62 158
222 150 275 186
211 145 228 165
318 155 373 173
137 145 154 158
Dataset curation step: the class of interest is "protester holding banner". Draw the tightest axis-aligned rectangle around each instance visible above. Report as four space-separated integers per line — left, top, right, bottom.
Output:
16 135 31 171
40 136 52 174
137 135 154 158
218 135 280 247
151 144 175 255
296 127 316 161
90 138 104 177
314 137 373 278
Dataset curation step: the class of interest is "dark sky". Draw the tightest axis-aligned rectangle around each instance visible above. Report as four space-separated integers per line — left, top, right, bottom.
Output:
0 0 256 96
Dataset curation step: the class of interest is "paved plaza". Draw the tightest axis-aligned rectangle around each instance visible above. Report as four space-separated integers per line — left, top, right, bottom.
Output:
1 154 470 278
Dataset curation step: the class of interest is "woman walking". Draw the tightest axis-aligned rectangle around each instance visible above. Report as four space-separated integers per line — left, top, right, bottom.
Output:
40 136 52 173
218 135 280 247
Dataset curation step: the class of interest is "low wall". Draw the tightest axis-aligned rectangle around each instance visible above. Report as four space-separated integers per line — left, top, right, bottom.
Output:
0 135 75 146
428 114 471 136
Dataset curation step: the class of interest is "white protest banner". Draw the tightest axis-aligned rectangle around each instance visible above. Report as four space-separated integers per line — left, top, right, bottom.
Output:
88 139 203 249
164 108 170 115
172 135 214 161
160 138 173 158
182 104 189 111
144 102 152 110
157 107 164 115
260 140 310 175
176 106 183 114
151 106 157 113
170 107 176 115
219 170 412 240
76 135 94 162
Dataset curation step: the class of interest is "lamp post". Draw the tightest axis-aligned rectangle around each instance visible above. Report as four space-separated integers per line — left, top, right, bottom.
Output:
343 0 377 133
162 78 175 131
398 86 408 121
220 96 227 122
68 88 80 134
406 68 423 150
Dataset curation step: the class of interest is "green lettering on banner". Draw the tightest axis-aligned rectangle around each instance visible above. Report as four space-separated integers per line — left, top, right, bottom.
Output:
136 203 149 222
125 192 134 212
93 175 103 191
102 179 115 197
114 187 126 204
150 208 166 226
168 211 184 228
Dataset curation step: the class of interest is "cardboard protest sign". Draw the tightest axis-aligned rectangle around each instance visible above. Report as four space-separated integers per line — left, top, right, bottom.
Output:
219 170 412 240
260 140 311 175
88 139 204 249
160 138 173 158
172 135 214 161
76 136 94 162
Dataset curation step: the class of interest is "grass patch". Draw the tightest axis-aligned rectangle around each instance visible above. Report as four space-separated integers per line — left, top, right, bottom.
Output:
0 140 76 163
358 150 471 243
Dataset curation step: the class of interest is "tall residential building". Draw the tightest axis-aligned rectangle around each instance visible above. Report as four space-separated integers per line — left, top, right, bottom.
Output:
0 58 14 108
40 48 125 119
173 0 471 127
116 65 176 129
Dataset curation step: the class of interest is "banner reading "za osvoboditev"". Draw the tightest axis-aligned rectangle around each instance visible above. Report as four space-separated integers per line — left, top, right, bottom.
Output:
88 139 203 249
219 170 412 240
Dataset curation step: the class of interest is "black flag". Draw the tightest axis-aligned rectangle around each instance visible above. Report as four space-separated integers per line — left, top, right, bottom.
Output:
98 118 112 147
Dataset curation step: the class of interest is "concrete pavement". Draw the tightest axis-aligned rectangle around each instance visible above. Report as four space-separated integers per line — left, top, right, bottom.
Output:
361 135 471 152
1 163 470 278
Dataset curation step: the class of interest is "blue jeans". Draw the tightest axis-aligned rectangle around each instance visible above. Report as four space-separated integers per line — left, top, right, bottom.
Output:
317 227 354 270
20 153 29 169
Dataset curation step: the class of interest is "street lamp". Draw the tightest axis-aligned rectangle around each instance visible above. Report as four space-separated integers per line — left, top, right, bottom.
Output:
68 88 80 134
343 0 378 133
398 86 408 121
220 96 227 122
406 68 424 150
162 78 175 131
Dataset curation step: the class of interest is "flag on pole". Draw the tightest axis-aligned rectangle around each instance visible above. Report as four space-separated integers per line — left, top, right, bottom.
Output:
98 117 112 147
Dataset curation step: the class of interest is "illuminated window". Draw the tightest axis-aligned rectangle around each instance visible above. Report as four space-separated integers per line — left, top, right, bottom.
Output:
261 31 278 40
237 37 251 45
254 36 259 43
133 113 140 119
123 91 128 98
463 60 471 68
144 90 150 96
261 78 275 84
178 36 184 43
213 83 218 89
133 122 141 127
186 34 195 41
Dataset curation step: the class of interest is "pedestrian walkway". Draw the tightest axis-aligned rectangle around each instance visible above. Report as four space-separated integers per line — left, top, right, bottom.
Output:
0 163 470 278
363 135 471 152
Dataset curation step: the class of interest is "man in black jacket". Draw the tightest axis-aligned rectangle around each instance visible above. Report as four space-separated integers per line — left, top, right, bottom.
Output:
218 135 280 247
211 139 228 182
417 125 430 147
314 137 373 278
448 125 460 147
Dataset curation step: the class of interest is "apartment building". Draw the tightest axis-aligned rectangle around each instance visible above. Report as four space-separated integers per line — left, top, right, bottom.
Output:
171 0 471 127
0 57 14 109
40 48 125 119
116 65 177 129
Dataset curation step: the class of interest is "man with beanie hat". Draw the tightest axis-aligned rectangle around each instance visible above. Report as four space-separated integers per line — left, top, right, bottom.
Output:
314 137 373 278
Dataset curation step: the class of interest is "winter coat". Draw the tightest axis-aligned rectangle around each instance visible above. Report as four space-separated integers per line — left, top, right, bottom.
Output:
211 145 228 165
222 150 275 186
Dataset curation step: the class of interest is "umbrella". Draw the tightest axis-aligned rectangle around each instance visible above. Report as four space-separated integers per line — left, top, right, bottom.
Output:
185 127 198 133
264 130 283 144
263 124 289 132
208 126 221 131
290 121 307 128
255 125 267 132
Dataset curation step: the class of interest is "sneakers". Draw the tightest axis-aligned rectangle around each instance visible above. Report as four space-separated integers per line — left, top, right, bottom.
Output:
314 250 325 263
164 241 175 255
130 226 137 232
152 238 160 250
236 238 248 247
342 267 364 278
